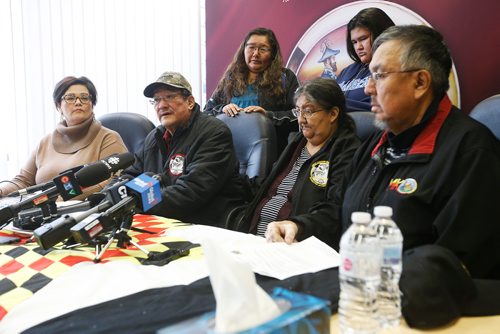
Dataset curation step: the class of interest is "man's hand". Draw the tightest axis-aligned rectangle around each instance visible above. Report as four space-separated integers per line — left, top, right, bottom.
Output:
265 220 299 245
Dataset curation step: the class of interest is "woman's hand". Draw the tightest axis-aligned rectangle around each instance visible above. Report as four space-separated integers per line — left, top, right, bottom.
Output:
222 103 242 117
265 220 299 245
242 106 266 115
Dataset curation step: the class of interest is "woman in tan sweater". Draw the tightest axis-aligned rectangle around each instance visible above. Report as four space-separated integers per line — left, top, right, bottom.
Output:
0 76 127 200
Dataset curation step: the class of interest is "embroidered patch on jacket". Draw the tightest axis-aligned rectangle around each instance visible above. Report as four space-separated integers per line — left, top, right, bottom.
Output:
388 178 418 194
310 161 329 187
169 154 185 176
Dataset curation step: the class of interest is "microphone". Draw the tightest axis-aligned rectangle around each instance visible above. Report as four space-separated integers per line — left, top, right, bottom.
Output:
6 152 134 198
0 162 114 225
6 165 86 197
7 181 54 197
97 152 135 175
34 173 162 249
33 200 114 250
16 193 106 223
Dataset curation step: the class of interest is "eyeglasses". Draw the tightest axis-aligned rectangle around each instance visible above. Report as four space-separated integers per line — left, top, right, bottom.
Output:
149 94 182 106
292 107 323 119
61 93 92 104
369 69 422 81
245 44 272 54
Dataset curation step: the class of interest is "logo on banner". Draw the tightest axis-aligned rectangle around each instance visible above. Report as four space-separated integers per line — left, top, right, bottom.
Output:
286 1 460 107
169 154 185 176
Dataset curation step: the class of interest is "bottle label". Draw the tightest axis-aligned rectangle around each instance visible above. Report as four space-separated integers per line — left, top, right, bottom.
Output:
382 244 402 266
340 249 381 278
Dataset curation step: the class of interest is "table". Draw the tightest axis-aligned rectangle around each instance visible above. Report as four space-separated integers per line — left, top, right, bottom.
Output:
0 215 201 321
329 314 500 333
1 214 499 333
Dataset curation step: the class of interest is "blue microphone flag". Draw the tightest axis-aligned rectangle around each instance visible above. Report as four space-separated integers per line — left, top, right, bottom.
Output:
125 173 162 212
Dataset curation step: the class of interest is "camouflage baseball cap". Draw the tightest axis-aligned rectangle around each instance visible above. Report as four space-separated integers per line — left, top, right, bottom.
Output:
143 71 192 97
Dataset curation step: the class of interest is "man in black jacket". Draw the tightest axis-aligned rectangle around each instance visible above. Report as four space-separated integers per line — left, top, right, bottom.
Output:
266 25 500 279
124 71 245 226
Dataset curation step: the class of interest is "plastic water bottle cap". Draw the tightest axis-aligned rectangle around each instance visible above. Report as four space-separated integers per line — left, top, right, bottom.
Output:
374 206 393 217
351 211 371 224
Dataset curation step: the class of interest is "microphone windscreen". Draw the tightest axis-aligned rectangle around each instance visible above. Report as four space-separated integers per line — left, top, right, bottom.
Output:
75 163 111 187
101 152 135 174
87 192 107 206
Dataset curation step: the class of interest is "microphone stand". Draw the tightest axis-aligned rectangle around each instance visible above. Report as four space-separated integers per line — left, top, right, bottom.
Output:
93 211 150 263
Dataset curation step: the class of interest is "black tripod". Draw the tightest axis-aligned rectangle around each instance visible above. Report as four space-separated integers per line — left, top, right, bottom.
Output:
93 212 153 262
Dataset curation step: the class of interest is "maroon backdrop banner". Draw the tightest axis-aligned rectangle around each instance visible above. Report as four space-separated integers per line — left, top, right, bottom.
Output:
206 0 500 113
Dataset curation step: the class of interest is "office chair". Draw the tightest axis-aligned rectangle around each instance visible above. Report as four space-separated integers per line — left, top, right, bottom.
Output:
216 112 277 179
349 111 378 141
469 94 500 140
98 112 156 154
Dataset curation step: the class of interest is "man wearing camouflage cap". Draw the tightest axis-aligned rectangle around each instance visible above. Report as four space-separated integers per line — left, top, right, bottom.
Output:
123 71 246 226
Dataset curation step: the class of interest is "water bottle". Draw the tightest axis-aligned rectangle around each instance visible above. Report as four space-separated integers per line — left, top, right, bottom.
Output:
370 206 403 328
339 212 381 334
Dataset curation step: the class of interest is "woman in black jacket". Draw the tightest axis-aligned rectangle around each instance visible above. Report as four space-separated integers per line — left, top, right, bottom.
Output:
231 78 360 248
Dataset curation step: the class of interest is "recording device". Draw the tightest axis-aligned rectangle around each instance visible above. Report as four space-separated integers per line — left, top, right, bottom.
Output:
14 194 106 231
6 152 134 198
1 153 134 225
34 173 162 250
6 165 86 197
70 173 162 244
70 196 136 244
33 200 114 250
0 163 112 226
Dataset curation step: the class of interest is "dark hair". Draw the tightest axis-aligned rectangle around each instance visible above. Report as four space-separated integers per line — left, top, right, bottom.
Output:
346 7 395 63
212 27 285 106
53 76 98 108
373 25 452 99
294 78 355 131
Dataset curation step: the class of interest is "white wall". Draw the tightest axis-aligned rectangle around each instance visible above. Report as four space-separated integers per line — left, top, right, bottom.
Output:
0 0 206 179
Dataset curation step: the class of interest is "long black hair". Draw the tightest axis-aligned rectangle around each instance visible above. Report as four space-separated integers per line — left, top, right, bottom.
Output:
346 7 395 63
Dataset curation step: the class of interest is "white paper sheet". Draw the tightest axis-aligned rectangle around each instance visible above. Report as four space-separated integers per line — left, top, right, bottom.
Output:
166 225 340 280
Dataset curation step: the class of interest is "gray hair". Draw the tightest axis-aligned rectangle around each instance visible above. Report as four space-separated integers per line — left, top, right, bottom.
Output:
373 25 452 99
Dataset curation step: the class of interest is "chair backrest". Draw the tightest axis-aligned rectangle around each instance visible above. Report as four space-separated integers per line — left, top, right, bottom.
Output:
98 112 156 154
349 111 378 141
469 94 500 140
216 112 277 179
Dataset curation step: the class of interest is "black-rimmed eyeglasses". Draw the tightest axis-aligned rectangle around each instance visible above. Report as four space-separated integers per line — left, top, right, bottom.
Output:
61 94 92 104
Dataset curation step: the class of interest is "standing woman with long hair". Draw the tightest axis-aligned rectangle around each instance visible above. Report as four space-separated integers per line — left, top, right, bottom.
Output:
204 27 300 152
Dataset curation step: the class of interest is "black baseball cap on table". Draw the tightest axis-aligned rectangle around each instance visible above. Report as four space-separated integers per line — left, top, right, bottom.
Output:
400 244 500 329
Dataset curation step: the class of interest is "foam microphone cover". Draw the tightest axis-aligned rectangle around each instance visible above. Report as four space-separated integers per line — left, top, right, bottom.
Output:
102 152 135 173
75 163 112 187
87 192 107 206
